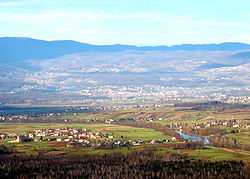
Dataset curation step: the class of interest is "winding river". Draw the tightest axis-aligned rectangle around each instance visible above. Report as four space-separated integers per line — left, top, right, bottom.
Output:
173 129 210 145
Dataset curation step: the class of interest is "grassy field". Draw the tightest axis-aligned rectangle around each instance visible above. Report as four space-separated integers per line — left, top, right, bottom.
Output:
226 132 250 142
0 123 169 141
175 146 250 163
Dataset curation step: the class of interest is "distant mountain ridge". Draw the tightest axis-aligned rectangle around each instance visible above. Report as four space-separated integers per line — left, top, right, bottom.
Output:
1 37 250 62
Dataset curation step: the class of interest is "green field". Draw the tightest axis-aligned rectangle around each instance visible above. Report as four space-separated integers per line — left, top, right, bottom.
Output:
175 146 250 163
0 123 169 141
226 132 250 142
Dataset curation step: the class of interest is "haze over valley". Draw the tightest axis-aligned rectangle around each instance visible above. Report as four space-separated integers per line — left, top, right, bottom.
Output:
0 37 249 106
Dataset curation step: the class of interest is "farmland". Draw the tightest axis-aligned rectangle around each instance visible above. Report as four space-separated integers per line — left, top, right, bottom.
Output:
0 107 250 162
1 123 250 163
31 107 250 124
1 106 250 178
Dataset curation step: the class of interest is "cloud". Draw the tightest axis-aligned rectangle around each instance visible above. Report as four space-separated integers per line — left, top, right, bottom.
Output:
130 13 250 29
0 8 108 23
0 2 250 45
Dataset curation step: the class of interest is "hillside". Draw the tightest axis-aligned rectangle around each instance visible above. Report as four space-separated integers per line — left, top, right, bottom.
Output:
0 37 249 103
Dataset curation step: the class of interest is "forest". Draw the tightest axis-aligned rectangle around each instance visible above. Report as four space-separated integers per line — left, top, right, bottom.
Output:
0 150 249 178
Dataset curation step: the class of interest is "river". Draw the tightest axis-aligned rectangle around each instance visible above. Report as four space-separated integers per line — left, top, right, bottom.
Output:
173 129 210 145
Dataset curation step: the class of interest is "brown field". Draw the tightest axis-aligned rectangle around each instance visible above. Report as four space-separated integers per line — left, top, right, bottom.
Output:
50 142 67 148
158 143 184 147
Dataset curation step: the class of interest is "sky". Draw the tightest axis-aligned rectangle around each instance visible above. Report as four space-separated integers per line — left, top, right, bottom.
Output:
0 0 250 46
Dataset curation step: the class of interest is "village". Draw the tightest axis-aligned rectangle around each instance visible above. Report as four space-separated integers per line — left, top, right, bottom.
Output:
165 118 250 130
0 127 177 149
189 120 249 130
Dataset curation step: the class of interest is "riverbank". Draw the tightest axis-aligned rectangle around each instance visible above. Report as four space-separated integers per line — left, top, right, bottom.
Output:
172 129 210 144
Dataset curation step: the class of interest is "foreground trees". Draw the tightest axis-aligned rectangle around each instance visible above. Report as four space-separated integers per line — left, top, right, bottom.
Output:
0 151 249 178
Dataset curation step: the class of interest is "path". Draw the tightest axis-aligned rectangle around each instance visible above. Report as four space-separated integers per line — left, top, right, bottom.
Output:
213 147 250 156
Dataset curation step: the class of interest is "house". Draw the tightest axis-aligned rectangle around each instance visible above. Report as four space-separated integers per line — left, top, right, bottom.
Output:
8 136 20 143
78 139 84 143
115 141 121 145
233 124 240 128
84 140 90 144
223 122 228 125
151 140 156 144
171 137 177 142
106 119 114 124
0 134 5 139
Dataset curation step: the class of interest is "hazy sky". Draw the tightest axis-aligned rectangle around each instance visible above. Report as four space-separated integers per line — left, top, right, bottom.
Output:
1 0 250 45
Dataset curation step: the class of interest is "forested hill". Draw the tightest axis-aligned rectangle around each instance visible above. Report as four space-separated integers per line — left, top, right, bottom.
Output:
1 37 250 62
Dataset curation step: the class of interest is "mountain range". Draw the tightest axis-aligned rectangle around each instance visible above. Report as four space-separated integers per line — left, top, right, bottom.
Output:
1 37 250 62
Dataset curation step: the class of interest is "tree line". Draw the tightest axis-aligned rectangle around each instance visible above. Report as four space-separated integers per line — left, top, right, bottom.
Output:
182 126 227 136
